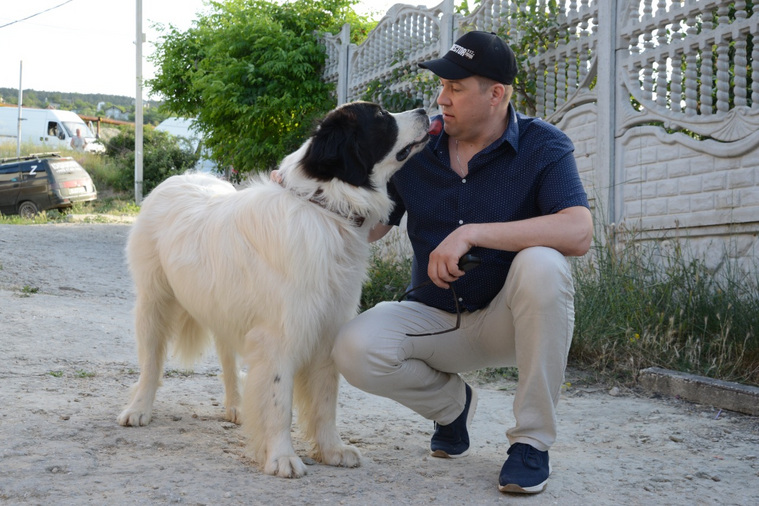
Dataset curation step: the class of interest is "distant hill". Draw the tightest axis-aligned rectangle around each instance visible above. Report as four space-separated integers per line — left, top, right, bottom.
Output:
0 88 167 125
0 87 142 107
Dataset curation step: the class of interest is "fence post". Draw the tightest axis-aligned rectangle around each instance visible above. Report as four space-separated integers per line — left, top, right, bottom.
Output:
337 23 351 106
442 0 456 48
595 0 619 224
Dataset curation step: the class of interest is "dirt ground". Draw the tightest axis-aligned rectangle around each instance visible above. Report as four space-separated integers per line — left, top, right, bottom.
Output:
1 222 757 505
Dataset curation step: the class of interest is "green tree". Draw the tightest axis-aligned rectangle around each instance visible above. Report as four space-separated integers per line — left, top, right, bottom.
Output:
148 0 373 175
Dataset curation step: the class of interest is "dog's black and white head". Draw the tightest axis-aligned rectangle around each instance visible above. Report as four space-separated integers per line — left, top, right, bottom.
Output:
301 102 429 187
277 102 429 227
299 101 429 188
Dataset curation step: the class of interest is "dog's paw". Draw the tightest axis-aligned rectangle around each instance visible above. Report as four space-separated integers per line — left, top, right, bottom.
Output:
117 408 152 427
317 444 362 468
225 406 242 424
264 455 308 478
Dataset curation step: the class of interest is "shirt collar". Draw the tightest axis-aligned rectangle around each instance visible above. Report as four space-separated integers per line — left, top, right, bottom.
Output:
502 103 519 153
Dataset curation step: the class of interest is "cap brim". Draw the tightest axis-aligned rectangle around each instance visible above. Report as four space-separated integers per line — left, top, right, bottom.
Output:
418 57 473 80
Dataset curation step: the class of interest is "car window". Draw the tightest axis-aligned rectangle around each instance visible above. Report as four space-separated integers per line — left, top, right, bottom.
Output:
62 121 95 138
48 159 87 177
0 165 20 187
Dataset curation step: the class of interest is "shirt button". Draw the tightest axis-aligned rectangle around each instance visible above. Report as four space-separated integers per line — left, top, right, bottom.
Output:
458 220 464 225
462 178 466 183
458 297 463 302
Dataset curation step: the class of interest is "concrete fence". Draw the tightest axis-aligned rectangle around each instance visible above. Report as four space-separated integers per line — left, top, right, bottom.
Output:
322 0 759 274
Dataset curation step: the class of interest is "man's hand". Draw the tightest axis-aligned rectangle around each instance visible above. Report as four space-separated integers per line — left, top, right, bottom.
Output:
427 227 473 289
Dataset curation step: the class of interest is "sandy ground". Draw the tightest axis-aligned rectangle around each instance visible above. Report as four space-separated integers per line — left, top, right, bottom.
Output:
0 222 757 505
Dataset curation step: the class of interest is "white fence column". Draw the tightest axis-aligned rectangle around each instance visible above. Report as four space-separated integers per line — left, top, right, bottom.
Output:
595 0 619 223
337 24 351 106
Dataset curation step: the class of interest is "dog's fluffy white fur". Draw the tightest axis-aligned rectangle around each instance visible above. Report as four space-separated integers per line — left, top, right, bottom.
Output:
117 103 429 478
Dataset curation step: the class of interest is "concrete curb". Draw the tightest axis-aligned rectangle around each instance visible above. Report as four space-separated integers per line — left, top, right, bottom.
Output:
639 367 759 416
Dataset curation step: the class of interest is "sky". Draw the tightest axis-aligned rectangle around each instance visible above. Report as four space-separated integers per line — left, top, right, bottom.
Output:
0 0 441 100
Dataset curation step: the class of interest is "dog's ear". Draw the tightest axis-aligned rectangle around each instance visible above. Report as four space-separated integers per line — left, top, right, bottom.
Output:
301 116 371 187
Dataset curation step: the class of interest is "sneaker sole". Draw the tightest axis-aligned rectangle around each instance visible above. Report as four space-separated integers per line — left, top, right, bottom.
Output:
497 481 547 494
498 464 551 494
429 387 478 459
430 448 470 459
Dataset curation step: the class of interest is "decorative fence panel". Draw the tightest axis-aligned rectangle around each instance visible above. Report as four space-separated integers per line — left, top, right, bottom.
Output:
321 0 759 274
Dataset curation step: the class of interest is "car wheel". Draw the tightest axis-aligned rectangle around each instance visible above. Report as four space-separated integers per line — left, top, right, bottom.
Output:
18 201 39 218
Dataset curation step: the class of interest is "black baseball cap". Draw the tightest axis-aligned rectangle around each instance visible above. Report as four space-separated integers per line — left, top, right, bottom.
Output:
418 31 517 85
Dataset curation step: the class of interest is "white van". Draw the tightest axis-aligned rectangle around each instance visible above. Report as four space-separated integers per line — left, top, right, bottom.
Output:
0 106 105 154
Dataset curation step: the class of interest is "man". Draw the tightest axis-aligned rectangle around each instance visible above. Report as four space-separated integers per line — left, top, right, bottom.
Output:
70 128 87 151
332 31 593 494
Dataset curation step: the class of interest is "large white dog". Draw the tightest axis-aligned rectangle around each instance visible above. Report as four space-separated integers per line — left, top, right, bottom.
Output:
117 102 430 478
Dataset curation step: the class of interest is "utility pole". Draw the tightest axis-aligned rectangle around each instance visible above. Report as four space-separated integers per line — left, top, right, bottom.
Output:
16 61 22 158
135 0 144 204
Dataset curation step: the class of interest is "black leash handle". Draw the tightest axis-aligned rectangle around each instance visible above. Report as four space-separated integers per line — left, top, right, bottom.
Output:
400 254 481 336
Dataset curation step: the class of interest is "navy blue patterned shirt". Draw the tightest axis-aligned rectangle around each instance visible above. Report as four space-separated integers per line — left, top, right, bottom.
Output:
387 104 589 313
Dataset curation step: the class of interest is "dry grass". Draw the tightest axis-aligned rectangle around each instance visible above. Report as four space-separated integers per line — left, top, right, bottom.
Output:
571 225 759 386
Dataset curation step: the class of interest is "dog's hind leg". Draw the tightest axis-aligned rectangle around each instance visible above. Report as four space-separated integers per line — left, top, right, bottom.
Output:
241 329 306 478
294 349 361 468
214 338 241 424
117 294 176 427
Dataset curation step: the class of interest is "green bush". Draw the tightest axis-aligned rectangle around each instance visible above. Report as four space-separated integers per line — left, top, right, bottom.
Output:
360 248 412 311
104 127 199 195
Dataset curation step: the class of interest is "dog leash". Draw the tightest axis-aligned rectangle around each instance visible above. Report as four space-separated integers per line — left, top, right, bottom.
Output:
399 254 481 336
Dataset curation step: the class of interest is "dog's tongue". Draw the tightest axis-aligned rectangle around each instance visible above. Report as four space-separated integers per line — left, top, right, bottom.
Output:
428 118 443 136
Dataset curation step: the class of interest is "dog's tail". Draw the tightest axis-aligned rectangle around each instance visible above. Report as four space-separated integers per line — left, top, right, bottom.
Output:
171 310 213 367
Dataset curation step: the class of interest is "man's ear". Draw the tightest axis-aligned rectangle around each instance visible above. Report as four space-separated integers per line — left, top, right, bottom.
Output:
491 83 507 105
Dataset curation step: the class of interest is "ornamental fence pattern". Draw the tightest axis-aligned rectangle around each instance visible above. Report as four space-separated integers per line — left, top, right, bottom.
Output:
322 0 759 274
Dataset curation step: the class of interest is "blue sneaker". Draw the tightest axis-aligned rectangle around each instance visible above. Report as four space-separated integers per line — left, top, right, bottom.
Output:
430 383 478 458
498 443 551 494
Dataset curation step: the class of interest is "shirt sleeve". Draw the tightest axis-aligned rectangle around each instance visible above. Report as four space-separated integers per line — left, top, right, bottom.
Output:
537 150 590 215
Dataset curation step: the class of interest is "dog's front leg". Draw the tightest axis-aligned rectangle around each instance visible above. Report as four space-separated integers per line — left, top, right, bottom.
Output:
295 352 361 468
242 340 306 478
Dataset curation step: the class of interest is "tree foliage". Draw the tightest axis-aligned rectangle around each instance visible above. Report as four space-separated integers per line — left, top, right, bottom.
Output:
148 0 374 175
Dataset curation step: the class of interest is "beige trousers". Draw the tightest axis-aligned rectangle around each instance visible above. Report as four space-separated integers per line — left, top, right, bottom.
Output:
332 246 575 452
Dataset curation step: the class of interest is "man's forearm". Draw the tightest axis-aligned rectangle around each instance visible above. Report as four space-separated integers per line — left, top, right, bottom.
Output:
460 206 593 257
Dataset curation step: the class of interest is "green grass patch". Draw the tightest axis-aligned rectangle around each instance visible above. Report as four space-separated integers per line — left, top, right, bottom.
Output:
16 285 40 297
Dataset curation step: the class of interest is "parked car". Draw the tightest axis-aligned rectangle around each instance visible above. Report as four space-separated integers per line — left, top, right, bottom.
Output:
0 153 98 217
